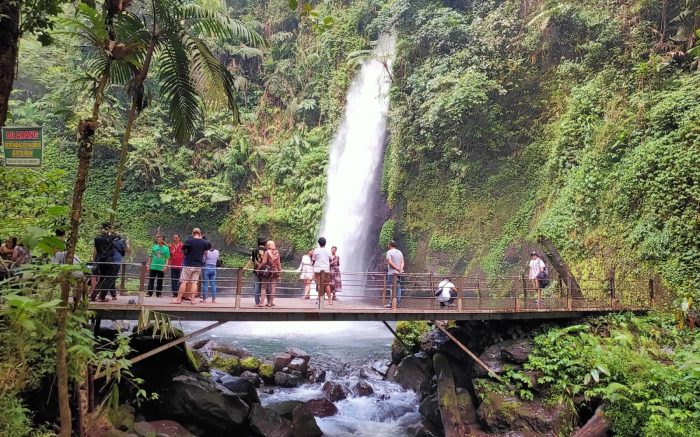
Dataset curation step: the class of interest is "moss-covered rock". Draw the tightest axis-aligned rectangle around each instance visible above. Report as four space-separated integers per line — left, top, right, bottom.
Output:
209 353 240 375
110 404 135 432
259 362 274 379
240 356 261 372
185 344 209 373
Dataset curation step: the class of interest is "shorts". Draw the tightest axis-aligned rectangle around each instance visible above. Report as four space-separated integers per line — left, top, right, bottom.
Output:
314 271 328 286
180 267 201 283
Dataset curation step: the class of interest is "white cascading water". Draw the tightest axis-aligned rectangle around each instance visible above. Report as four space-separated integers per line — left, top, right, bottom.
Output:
318 34 395 277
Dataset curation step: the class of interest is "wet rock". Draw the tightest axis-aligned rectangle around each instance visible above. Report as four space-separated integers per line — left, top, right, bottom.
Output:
240 356 262 372
307 368 326 383
249 404 293 437
322 381 347 402
209 352 240 375
292 410 323 437
386 363 399 380
289 369 304 379
221 376 260 405
388 352 434 400
477 391 574 434
286 347 311 361
274 371 300 388
353 380 374 397
239 370 263 388
407 420 443 437
456 387 478 426
144 371 249 435
502 338 533 364
267 400 304 420
419 394 442 429
288 357 309 374
190 339 209 350
391 342 408 364
208 368 228 383
372 359 391 376
293 398 339 418
433 352 465 436
473 340 522 378
274 353 293 372
186 347 209 373
133 420 193 437
259 362 274 380
199 340 251 358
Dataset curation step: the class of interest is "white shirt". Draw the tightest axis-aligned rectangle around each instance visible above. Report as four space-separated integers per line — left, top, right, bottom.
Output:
436 279 455 303
529 258 545 279
312 247 331 273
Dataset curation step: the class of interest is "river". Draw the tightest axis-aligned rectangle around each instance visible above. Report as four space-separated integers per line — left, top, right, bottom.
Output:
184 321 421 436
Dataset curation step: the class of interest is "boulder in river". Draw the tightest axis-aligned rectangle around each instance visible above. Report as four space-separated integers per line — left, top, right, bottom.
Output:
199 340 251 359
267 400 304 420
274 371 300 388
221 376 260 405
292 409 323 437
249 404 293 437
239 370 263 388
286 347 311 361
322 381 347 401
501 338 533 364
209 352 240 375
293 398 339 418
419 394 442 430
274 353 293 372
144 370 250 435
240 356 262 372
473 339 522 378
352 380 374 397
288 357 309 374
388 352 434 399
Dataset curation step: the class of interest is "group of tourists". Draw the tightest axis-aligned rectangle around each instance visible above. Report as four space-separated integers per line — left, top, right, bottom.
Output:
0 236 31 280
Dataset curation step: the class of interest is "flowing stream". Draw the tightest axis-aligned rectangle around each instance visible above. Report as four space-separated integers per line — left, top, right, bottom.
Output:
318 34 395 276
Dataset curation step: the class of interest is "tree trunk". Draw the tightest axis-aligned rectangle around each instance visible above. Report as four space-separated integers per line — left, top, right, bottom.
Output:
433 353 466 437
109 37 156 222
572 406 610 437
56 66 110 437
538 237 583 298
0 1 20 127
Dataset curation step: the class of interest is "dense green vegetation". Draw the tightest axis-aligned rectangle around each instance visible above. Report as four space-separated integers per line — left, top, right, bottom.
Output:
501 313 700 436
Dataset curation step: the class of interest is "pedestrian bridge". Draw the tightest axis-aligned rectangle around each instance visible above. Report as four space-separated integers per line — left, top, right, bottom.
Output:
88 263 661 322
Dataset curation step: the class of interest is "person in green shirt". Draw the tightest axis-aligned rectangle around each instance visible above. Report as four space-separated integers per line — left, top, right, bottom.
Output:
147 235 171 297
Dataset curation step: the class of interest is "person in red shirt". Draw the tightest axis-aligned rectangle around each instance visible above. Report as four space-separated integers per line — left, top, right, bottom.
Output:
168 234 185 298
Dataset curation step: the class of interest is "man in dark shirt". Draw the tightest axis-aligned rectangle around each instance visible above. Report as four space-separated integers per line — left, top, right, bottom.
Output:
244 236 267 306
91 222 120 302
171 228 210 304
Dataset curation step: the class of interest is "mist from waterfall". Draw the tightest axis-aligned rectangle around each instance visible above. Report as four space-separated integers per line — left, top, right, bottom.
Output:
318 34 395 277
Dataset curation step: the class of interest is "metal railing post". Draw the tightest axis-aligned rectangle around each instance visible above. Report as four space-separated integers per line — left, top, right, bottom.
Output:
476 275 481 306
235 268 242 309
137 261 147 305
429 273 435 309
391 274 398 310
457 276 463 311
648 278 655 307
381 274 387 307
521 272 527 303
120 263 126 295
514 275 520 311
566 275 573 311
609 272 615 309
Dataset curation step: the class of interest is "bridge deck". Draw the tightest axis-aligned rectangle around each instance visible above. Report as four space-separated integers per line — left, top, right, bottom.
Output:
90 295 646 322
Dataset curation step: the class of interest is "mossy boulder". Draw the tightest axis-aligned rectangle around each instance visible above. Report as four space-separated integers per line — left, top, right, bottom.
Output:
259 362 274 380
209 353 240 375
185 345 209 373
110 404 135 432
240 356 262 372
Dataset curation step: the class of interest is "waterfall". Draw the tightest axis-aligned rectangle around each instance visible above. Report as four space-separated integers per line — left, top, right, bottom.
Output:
318 34 395 277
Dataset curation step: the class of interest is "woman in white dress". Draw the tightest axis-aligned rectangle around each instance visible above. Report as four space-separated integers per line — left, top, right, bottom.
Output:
297 249 314 299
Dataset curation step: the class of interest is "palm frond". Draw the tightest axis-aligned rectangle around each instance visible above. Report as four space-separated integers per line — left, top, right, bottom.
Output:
184 34 240 122
157 34 203 144
177 4 265 47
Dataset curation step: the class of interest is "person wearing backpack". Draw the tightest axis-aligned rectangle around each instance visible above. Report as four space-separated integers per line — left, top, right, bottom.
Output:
91 222 120 302
260 240 282 307
246 236 268 307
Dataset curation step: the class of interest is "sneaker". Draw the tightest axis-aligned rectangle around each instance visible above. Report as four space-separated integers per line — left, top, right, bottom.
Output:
384 304 392 308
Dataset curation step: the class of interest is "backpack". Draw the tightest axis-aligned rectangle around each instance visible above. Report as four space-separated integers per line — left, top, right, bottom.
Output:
253 248 265 273
216 257 223 268
259 261 274 279
96 235 116 263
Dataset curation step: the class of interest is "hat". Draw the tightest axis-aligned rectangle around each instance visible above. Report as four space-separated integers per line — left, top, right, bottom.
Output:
101 222 113 231
530 252 537 256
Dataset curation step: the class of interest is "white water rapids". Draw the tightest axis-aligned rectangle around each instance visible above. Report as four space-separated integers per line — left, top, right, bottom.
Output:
318 34 395 276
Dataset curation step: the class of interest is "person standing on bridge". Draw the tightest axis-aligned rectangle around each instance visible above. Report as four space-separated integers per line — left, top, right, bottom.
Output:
330 246 342 301
201 243 220 303
297 248 314 299
171 228 210 305
246 236 268 307
528 252 546 303
168 234 184 298
385 241 404 308
146 235 170 297
313 237 333 305
261 240 282 307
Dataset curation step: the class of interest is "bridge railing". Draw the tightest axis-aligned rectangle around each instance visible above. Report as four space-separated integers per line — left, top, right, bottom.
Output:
82 262 661 312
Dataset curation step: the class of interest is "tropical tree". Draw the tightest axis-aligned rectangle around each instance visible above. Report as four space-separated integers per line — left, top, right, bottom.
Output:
55 2 138 435
109 0 265 221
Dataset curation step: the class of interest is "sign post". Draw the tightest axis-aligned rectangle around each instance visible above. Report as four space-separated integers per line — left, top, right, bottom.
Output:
1 127 43 168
